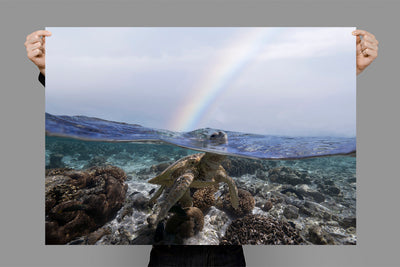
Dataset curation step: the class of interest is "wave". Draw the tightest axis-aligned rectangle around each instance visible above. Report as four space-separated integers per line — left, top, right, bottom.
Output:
45 113 356 160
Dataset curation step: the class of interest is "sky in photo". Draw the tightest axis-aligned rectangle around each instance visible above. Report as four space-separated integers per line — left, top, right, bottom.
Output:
46 27 356 137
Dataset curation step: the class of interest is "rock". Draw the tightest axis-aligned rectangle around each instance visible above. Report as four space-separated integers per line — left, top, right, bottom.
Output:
221 157 266 177
47 153 65 169
131 192 150 210
283 205 299 219
150 162 172 173
119 192 150 221
347 177 357 183
306 225 336 245
45 166 128 244
306 191 325 203
324 179 335 186
262 200 273 212
220 214 305 245
325 186 341 196
268 166 311 185
86 227 112 245
154 155 170 162
339 217 356 229
84 156 108 169
255 169 267 180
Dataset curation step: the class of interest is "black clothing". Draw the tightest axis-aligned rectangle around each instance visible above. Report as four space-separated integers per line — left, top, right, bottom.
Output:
148 245 246 267
40 74 246 266
39 72 45 86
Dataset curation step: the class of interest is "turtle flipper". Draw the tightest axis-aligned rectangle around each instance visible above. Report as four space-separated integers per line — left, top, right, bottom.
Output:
148 172 194 227
217 171 239 210
149 185 165 205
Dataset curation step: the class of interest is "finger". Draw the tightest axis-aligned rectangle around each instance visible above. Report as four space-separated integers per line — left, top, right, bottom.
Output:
352 29 370 36
28 49 42 58
26 30 51 40
25 36 43 45
26 42 42 52
356 35 361 44
363 34 378 45
368 49 378 58
363 48 378 59
33 30 52 38
24 40 41 49
361 40 378 51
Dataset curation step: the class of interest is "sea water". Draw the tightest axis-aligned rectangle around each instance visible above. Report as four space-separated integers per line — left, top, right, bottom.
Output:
45 114 356 245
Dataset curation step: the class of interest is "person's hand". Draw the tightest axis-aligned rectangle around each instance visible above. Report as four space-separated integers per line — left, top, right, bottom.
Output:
24 30 52 76
352 29 378 75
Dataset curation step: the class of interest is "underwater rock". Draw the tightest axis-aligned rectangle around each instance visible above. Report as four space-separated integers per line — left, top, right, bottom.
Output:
281 185 326 203
45 166 128 244
119 192 151 221
281 188 304 200
67 227 112 245
192 186 217 212
165 207 204 241
221 156 267 177
153 153 171 162
339 216 356 229
268 166 311 185
283 205 299 219
306 225 336 245
130 192 150 211
324 179 335 186
262 200 273 212
84 155 108 169
325 186 341 196
347 177 357 183
48 153 65 169
220 214 305 245
150 162 172 173
306 191 325 203
218 189 255 217
255 169 268 180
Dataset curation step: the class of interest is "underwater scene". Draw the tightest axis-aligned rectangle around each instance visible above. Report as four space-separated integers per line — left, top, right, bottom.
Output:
45 114 356 245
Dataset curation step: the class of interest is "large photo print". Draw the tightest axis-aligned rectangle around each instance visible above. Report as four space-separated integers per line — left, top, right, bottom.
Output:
44 27 357 245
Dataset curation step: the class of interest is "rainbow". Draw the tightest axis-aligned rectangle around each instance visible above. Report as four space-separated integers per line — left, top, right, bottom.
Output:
168 28 280 132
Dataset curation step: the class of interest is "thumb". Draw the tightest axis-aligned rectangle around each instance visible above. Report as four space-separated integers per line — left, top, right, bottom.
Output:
356 35 361 44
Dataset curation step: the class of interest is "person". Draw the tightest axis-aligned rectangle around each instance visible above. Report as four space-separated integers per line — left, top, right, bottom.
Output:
25 28 378 267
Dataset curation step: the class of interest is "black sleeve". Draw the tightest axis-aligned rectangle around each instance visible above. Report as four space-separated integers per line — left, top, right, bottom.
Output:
38 72 45 86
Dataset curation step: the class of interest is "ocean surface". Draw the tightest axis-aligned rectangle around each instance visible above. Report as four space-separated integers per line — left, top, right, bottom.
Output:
45 113 357 245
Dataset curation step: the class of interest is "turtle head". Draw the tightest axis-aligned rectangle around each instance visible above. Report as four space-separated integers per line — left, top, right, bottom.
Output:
209 131 228 145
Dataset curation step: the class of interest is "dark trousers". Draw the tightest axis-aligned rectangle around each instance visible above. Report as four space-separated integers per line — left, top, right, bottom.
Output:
148 245 246 267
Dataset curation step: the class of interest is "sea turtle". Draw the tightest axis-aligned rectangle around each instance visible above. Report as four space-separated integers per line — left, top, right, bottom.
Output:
147 131 239 228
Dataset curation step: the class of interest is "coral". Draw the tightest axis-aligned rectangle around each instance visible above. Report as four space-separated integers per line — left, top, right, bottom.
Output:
45 166 128 244
165 207 204 239
220 215 305 245
219 189 255 217
192 186 217 212
262 200 273 212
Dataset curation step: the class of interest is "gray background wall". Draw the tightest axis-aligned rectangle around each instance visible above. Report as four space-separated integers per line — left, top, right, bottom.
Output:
0 0 398 266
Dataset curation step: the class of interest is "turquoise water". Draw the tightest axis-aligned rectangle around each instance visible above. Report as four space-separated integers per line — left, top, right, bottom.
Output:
45 114 356 245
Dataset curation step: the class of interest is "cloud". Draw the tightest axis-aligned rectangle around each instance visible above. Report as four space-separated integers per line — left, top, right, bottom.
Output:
258 28 354 60
46 27 355 137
